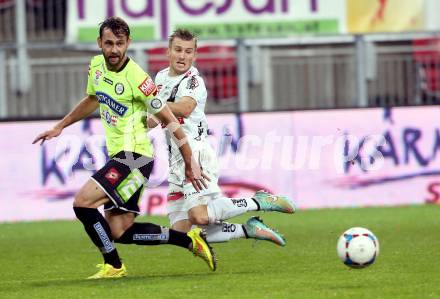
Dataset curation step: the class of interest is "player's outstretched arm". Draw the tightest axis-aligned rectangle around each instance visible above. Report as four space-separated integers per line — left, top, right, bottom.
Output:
32 95 98 145
154 104 209 192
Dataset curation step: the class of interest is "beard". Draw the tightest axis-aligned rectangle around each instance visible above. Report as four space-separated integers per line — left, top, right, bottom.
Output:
104 52 125 68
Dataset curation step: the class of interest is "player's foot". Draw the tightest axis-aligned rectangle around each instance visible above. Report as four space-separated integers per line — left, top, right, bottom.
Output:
187 227 217 271
87 263 127 279
243 216 286 246
253 190 295 214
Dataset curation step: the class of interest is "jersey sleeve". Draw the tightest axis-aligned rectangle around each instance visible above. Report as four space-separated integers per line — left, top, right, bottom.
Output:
86 63 95 96
132 68 165 114
179 75 207 105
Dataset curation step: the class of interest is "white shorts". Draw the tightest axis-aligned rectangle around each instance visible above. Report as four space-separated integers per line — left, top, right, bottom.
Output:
167 142 221 225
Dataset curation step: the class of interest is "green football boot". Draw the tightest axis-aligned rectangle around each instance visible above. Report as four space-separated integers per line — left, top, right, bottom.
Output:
243 216 286 246
253 191 296 214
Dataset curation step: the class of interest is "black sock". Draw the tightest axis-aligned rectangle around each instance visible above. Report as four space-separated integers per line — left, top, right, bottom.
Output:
168 229 192 249
103 250 121 268
116 223 191 249
116 222 166 245
73 207 122 268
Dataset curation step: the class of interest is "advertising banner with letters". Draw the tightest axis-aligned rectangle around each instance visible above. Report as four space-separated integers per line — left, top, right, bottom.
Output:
67 0 439 42
1 106 439 222
66 0 346 42
167 0 345 39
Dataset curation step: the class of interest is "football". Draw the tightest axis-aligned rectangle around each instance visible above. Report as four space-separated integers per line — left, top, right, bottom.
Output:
337 227 379 268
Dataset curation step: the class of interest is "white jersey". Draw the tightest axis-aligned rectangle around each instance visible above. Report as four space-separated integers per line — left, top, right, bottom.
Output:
155 66 209 164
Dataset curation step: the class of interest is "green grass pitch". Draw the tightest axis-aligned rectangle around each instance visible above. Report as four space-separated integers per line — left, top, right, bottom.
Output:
1 205 439 299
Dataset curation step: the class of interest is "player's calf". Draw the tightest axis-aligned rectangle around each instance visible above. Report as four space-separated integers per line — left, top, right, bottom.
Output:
73 206 122 270
114 222 217 271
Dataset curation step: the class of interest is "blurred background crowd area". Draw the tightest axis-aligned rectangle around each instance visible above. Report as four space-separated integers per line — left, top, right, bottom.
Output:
0 0 440 118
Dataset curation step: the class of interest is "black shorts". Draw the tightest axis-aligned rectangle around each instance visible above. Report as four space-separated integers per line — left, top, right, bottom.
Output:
91 151 154 214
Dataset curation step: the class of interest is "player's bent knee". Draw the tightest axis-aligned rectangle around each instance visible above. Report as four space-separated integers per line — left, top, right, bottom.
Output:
73 191 108 209
188 212 209 225
110 226 126 240
106 211 135 240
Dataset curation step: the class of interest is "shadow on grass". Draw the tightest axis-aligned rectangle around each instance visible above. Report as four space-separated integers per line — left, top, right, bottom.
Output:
0 269 256 292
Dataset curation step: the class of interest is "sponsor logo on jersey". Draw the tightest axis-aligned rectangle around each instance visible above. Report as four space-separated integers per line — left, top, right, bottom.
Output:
186 76 199 90
93 70 102 85
96 91 128 116
151 98 163 110
138 77 157 97
115 82 124 95
103 77 113 85
101 110 118 126
105 167 121 185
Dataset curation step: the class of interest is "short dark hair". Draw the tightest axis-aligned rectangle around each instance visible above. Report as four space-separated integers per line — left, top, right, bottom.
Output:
99 17 130 39
168 28 197 49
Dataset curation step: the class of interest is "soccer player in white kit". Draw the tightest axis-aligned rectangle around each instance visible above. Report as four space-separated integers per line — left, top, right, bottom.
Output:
149 29 295 245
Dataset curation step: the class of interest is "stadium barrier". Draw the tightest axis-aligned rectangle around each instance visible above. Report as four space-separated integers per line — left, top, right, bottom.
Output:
1 105 438 222
2 34 440 118
0 0 66 43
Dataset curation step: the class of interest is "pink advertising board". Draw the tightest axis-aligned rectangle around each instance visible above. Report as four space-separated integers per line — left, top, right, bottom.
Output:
0 106 438 222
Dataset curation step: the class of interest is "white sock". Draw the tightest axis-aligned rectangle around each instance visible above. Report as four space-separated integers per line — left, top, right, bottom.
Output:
206 196 258 224
203 223 245 243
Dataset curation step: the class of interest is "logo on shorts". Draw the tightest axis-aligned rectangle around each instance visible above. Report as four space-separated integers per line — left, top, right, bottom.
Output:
184 190 199 199
115 83 124 95
167 192 184 201
105 167 121 185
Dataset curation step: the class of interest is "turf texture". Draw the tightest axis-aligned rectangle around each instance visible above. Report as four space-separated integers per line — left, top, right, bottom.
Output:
0 205 439 299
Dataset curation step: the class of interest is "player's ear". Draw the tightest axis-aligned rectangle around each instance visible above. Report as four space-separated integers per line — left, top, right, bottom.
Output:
97 37 102 49
126 37 132 47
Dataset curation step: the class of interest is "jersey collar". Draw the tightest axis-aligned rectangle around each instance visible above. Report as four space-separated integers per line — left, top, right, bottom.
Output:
115 57 130 73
